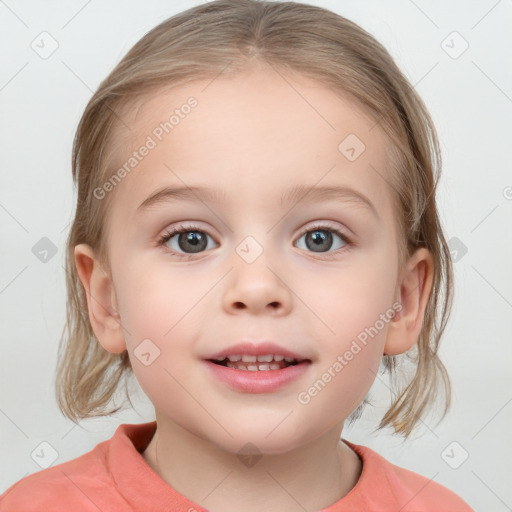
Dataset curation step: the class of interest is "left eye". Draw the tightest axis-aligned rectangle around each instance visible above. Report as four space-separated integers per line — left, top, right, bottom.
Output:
295 226 348 253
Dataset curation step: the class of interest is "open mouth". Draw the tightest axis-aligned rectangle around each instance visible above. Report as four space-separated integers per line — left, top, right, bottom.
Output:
208 354 306 371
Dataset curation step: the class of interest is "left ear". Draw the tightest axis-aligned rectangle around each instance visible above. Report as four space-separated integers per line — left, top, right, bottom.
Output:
384 247 434 355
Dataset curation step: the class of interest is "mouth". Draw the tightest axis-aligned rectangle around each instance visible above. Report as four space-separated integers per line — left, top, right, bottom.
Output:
207 354 307 371
204 354 312 393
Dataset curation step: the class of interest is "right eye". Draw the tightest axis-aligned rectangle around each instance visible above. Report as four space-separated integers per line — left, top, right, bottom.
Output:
158 224 218 256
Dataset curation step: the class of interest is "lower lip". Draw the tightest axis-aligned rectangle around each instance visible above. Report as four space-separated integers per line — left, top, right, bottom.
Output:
203 360 311 393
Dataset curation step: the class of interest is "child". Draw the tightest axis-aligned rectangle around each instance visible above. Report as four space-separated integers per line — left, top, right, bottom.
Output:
1 0 474 510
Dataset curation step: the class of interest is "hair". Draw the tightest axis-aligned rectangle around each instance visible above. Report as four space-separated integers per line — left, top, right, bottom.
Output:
56 0 453 438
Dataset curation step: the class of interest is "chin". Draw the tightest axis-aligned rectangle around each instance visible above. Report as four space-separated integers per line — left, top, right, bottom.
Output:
209 422 317 457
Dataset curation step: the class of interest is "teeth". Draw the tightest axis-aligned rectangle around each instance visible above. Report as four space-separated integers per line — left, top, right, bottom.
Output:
223 354 296 363
215 354 302 369
226 361 288 371
257 354 273 362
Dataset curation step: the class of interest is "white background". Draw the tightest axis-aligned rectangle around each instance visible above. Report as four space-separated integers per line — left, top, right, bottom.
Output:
1 1 511 510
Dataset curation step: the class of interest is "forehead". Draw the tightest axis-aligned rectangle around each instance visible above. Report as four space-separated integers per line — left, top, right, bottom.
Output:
104 66 396 227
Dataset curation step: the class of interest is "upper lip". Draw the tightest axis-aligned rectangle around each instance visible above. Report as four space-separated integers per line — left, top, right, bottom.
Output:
205 341 310 361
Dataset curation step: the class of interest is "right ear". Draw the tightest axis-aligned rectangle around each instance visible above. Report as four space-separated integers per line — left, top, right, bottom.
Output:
74 244 126 354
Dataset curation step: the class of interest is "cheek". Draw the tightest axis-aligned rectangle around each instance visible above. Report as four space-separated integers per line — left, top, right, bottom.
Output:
299 249 398 402
111 257 212 397
114 257 210 346
114 264 207 413
296 284 393 430
307 252 399 345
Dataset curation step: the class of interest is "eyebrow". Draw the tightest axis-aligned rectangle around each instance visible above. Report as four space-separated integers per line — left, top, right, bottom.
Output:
136 184 378 218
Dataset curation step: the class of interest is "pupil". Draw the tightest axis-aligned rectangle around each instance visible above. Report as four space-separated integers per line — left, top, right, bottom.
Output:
307 230 332 252
179 232 206 253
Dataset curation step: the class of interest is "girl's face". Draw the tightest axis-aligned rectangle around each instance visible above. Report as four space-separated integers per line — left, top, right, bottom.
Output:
95 65 404 454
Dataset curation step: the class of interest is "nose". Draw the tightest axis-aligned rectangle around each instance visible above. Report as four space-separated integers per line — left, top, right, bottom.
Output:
222 255 293 316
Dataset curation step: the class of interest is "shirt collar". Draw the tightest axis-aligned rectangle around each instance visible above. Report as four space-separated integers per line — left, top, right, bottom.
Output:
108 421 399 511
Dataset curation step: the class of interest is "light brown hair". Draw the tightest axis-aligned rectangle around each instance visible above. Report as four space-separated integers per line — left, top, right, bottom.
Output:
56 0 453 437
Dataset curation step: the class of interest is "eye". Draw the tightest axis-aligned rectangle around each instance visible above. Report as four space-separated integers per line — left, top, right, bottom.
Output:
158 224 217 256
157 222 352 259
295 223 350 256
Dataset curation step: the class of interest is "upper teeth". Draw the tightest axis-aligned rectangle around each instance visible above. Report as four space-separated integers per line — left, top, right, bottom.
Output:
215 354 295 363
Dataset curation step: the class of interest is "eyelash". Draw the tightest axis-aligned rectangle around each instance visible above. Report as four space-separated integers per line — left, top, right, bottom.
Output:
157 222 353 260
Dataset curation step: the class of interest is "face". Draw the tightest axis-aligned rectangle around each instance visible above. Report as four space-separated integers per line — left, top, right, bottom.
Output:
100 63 403 454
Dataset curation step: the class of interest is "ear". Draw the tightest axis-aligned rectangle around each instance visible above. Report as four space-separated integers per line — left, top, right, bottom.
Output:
74 244 126 354
384 247 434 355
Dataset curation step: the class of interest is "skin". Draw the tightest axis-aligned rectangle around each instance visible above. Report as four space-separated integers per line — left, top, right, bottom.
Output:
75 61 433 512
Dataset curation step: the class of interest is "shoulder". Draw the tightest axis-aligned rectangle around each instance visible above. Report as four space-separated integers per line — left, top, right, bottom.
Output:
0 422 157 512
385 459 474 511
344 441 474 512
0 435 118 512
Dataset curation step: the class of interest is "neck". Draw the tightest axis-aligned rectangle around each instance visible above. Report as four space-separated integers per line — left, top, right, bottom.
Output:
142 417 362 512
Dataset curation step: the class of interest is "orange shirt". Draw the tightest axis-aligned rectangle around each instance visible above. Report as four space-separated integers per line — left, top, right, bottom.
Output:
1 421 473 511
